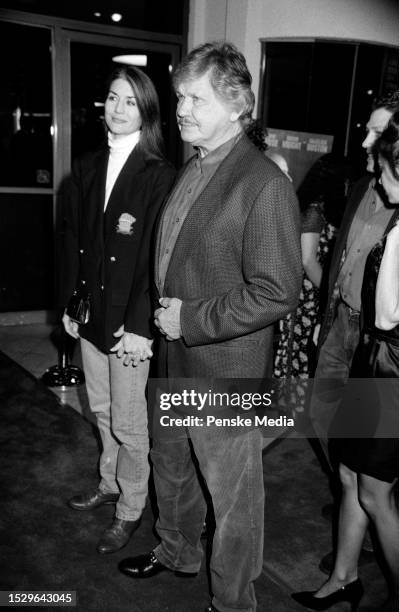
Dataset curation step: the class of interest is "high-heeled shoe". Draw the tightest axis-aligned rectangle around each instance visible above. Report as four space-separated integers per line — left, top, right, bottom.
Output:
291 578 363 611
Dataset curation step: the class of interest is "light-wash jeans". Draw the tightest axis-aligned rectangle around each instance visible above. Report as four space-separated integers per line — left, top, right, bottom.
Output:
80 337 150 521
151 426 264 612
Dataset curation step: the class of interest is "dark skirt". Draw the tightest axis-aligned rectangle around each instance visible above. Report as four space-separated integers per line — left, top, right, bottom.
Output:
329 331 399 483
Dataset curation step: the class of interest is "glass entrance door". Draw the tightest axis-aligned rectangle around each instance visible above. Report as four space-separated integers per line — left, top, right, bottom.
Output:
70 42 177 162
0 14 181 316
0 20 54 313
57 30 180 179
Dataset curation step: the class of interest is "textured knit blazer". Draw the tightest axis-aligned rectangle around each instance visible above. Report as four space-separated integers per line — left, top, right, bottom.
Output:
60 144 176 353
154 134 302 378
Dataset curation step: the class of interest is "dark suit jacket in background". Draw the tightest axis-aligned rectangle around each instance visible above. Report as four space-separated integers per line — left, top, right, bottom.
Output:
60 145 176 353
317 175 372 354
155 135 302 378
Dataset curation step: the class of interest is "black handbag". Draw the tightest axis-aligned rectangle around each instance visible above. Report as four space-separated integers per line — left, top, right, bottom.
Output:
66 287 91 325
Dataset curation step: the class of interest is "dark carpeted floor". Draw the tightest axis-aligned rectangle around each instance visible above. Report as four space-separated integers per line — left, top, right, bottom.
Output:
0 350 389 611
0 350 212 611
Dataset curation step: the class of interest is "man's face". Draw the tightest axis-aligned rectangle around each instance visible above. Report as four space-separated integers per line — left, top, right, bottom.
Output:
362 107 392 172
175 71 240 154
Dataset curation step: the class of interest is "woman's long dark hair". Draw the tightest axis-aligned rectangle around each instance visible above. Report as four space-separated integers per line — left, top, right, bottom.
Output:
375 110 399 180
297 153 354 228
106 65 165 160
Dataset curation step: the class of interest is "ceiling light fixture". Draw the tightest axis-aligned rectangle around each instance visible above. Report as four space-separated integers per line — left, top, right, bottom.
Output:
111 13 123 22
112 55 148 67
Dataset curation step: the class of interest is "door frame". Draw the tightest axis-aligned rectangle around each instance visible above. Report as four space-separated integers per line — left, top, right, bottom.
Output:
0 9 184 323
54 28 181 192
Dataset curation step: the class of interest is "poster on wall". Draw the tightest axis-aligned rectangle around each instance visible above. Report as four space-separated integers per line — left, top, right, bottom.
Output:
265 128 334 190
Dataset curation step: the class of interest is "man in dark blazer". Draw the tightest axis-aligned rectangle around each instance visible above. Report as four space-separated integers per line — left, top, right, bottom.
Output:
310 90 399 456
119 42 302 612
309 90 399 575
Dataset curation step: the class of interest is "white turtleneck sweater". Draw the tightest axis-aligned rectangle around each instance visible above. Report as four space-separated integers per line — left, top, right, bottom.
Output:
104 130 141 211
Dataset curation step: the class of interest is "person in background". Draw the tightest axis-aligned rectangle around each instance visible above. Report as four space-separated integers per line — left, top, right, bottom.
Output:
309 90 399 575
60 64 175 554
244 119 292 182
266 150 292 182
292 109 399 612
274 153 354 412
244 117 268 153
311 90 399 449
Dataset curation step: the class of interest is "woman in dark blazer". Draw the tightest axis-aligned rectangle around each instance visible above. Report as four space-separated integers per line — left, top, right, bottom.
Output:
60 64 175 554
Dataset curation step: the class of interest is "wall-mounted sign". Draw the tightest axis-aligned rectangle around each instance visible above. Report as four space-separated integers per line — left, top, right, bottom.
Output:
266 128 334 190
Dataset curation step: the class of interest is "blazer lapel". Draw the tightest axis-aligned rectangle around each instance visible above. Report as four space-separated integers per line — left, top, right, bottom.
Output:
82 149 108 257
104 146 146 242
164 135 251 288
332 177 371 273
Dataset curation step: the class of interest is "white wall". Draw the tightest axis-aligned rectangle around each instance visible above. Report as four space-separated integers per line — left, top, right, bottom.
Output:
188 0 399 113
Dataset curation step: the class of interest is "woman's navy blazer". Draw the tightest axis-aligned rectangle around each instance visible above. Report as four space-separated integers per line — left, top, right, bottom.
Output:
60 144 176 353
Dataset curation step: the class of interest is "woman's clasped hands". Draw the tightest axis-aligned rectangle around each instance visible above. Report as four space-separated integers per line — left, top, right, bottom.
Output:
111 325 153 366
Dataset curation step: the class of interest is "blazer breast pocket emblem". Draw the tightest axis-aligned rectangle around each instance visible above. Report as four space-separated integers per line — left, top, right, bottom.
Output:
116 213 136 235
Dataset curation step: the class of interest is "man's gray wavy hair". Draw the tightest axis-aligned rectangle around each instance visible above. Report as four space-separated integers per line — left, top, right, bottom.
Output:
173 41 255 124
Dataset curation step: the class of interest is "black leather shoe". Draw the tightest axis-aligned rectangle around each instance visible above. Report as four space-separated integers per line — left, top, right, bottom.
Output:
68 489 119 511
97 518 140 554
119 550 197 579
319 548 375 575
119 550 169 578
292 578 363 611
